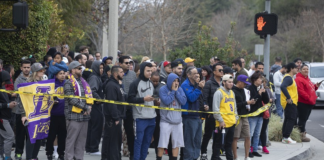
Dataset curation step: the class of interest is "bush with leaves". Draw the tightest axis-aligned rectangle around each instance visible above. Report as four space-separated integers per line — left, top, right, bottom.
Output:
169 22 255 68
268 114 301 143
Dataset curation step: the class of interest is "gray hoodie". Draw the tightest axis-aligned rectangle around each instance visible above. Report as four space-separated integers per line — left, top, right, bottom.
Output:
213 86 239 122
14 73 29 114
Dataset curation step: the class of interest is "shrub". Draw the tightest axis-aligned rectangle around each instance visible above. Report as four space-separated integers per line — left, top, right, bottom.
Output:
268 114 301 142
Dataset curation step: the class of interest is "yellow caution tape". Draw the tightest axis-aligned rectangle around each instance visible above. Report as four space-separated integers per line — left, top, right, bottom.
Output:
0 89 269 116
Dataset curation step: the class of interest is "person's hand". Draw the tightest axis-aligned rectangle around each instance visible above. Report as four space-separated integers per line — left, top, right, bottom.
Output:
8 101 17 109
84 106 92 115
144 95 154 102
204 105 209 111
52 62 56 65
219 121 226 130
270 99 273 103
287 99 293 104
11 93 17 97
247 99 255 105
199 80 205 88
21 116 28 125
172 82 178 91
115 121 119 125
259 88 265 95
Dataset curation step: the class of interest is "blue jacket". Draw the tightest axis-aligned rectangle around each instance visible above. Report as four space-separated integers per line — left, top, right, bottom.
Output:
48 60 68 79
180 78 202 118
159 73 187 124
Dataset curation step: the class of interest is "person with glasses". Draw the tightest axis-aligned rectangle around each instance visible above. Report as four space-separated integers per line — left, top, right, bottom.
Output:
119 56 137 160
200 63 223 160
238 57 249 73
95 52 102 61
232 59 248 84
63 61 93 160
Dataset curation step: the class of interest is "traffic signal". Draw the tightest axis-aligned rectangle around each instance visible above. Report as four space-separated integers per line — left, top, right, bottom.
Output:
13 1 28 29
254 13 278 36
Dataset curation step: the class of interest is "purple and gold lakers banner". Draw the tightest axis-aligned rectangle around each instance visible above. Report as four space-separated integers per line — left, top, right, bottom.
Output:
17 79 55 143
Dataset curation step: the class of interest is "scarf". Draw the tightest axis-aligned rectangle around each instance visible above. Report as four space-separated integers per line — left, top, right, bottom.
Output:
68 74 93 113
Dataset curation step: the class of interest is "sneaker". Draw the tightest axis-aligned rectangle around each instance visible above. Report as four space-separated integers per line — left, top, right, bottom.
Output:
262 146 269 154
89 151 101 156
15 154 22 160
248 152 254 158
244 157 251 160
282 137 296 144
53 152 59 159
258 145 262 150
252 152 262 157
200 153 208 160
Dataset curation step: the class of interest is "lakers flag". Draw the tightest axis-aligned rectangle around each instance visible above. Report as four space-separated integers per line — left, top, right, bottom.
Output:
17 79 55 143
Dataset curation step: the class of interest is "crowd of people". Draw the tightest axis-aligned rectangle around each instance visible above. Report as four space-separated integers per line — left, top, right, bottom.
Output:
0 45 321 160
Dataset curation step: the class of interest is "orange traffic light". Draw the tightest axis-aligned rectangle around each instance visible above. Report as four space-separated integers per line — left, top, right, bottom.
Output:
254 13 278 35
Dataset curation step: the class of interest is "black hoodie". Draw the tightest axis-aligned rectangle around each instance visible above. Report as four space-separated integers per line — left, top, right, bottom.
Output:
0 71 12 120
87 61 104 102
104 76 126 121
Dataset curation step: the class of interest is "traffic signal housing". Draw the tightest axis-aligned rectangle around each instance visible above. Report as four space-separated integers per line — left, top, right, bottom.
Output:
254 13 278 36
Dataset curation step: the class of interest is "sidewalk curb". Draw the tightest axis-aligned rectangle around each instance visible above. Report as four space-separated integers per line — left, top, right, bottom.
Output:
287 142 312 160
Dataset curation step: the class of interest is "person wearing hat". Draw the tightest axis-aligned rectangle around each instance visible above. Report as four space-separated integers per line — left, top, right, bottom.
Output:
211 74 238 160
0 70 17 160
223 66 234 77
46 65 68 160
184 57 195 67
64 61 93 160
171 60 184 83
18 63 46 160
232 75 255 160
280 63 299 144
159 61 171 83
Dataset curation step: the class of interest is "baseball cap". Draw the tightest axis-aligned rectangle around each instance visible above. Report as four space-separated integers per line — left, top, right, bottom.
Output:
31 63 46 73
107 56 113 60
1 71 12 84
68 61 81 71
222 74 233 81
62 57 68 64
184 57 195 63
163 61 171 67
171 60 183 68
223 67 234 74
237 75 251 85
214 56 220 61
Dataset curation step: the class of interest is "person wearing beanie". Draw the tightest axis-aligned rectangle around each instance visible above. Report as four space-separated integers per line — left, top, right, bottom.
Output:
128 62 156 160
46 67 67 160
47 52 68 79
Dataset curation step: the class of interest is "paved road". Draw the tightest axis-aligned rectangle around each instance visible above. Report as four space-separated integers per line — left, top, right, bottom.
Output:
306 108 324 142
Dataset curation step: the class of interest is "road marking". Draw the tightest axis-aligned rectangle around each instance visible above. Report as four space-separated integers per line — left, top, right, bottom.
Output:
320 124 324 128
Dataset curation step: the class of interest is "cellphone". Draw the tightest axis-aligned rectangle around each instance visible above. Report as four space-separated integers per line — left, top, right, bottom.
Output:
24 120 29 127
319 80 324 84
254 98 258 102
203 76 206 81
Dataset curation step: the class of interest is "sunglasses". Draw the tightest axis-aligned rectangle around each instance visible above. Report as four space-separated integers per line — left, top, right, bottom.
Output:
124 62 130 65
77 67 82 70
218 69 223 72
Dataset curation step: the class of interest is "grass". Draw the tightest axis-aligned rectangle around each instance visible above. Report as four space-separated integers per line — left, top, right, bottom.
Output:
268 114 301 143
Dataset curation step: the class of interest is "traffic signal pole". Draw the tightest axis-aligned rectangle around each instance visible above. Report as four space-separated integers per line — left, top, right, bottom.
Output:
264 0 271 79
108 0 118 63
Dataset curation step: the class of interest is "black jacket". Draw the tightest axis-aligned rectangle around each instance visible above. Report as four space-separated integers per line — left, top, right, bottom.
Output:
232 86 249 115
202 75 220 111
87 61 104 105
104 76 126 121
0 71 11 120
248 84 270 117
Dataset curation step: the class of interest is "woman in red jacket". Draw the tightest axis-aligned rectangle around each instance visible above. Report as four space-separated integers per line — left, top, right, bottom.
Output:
295 64 321 142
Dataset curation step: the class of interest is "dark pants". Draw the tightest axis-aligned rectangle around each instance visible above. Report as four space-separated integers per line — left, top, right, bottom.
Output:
86 104 103 153
15 114 27 155
260 118 269 147
211 126 235 160
201 115 215 154
124 109 135 157
297 102 314 132
25 129 41 159
101 117 122 160
153 114 172 159
282 103 298 138
46 116 67 156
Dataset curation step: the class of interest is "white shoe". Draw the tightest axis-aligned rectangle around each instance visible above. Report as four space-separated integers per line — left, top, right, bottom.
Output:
282 137 296 144
258 145 262 150
245 157 251 160
90 151 101 156
53 152 59 159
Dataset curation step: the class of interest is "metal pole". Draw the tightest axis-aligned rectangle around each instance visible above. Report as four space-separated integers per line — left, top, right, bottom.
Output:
264 0 271 78
108 0 119 63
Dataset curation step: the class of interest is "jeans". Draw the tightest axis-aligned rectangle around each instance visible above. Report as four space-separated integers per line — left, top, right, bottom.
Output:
275 94 283 119
101 117 122 160
134 118 156 160
282 103 297 138
201 115 215 154
297 102 313 132
182 118 202 160
0 119 14 157
248 116 263 152
211 126 235 160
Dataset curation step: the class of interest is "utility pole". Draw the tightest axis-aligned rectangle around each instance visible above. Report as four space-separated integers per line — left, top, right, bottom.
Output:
108 0 119 63
264 0 271 78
